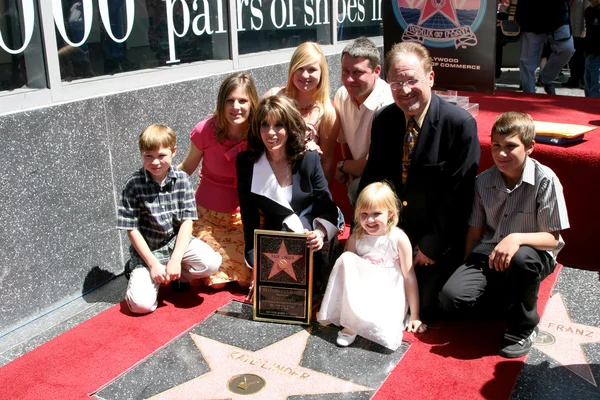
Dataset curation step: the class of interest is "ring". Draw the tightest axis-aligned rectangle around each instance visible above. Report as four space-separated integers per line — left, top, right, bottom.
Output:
424 263 429 266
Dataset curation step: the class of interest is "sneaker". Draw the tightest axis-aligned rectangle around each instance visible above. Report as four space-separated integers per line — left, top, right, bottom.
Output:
499 326 539 358
336 331 357 347
170 280 191 293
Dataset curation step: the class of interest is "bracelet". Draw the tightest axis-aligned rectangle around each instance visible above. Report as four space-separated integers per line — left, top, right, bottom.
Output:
337 159 346 172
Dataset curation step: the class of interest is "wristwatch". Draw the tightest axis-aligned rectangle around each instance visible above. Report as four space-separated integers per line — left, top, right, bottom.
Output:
337 159 346 172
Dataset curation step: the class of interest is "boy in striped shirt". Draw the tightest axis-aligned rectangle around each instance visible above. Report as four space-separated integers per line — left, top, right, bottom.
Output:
439 112 569 358
117 124 221 314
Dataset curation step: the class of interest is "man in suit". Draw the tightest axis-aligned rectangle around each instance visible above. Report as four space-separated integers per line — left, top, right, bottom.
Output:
359 42 480 320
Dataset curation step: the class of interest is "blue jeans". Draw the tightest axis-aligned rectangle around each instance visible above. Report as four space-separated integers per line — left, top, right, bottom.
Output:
584 55 600 98
519 25 575 93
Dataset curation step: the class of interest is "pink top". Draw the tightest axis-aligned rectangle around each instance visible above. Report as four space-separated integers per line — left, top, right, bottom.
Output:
190 117 247 213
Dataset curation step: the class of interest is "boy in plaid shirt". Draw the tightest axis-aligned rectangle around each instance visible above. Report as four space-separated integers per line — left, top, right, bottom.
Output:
118 124 221 314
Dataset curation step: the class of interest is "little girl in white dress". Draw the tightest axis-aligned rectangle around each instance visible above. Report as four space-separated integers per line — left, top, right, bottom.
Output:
317 182 426 350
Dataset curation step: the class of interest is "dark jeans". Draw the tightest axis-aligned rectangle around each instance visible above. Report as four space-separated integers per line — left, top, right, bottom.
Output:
438 246 555 336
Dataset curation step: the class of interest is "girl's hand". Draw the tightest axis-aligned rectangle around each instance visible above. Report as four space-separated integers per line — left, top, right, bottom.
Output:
305 229 325 251
407 320 427 333
305 139 323 154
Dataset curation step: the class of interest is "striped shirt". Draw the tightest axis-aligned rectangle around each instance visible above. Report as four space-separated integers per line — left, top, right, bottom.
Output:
117 166 197 256
470 157 569 261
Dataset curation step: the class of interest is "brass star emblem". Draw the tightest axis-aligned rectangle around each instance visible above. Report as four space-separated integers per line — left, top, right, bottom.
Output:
148 328 373 399
264 240 303 280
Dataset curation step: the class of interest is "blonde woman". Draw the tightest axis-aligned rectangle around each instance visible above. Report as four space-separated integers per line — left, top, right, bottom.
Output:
178 72 259 289
267 42 339 183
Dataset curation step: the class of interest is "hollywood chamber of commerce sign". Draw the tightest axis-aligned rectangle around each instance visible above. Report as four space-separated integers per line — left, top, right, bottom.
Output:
3 0 383 64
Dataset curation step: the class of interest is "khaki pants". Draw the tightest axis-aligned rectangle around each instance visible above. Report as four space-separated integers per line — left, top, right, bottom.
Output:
125 237 221 314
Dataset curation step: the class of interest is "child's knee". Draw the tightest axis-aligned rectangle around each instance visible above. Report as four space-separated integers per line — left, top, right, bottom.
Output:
189 239 222 270
438 283 461 313
126 267 159 314
125 288 158 314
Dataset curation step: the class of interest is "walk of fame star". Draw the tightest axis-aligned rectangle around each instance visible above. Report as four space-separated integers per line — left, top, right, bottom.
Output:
418 0 460 27
534 292 600 386
149 328 373 399
264 240 303 280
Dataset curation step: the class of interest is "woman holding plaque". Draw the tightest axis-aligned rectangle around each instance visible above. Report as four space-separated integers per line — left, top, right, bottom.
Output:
178 72 259 289
236 95 339 275
265 42 338 183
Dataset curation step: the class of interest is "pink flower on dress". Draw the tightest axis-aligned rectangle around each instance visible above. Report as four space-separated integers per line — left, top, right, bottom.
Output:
363 253 385 266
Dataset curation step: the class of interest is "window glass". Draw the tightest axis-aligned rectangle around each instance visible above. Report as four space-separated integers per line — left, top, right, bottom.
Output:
236 0 331 54
336 0 382 41
55 0 230 82
0 0 46 91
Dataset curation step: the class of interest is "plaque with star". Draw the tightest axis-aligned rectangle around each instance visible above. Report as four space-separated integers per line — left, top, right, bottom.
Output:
253 230 314 325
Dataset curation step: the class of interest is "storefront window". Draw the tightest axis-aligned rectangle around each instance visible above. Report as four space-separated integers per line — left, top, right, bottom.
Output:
336 0 382 41
0 0 46 91
236 0 331 55
54 0 230 82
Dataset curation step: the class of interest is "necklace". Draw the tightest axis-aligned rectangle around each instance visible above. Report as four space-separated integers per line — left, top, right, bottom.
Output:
299 102 315 114
268 157 292 186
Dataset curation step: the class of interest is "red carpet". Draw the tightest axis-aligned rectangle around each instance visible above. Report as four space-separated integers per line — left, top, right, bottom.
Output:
0 286 245 399
0 264 561 400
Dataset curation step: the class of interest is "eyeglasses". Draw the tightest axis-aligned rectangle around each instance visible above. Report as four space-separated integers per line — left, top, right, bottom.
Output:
390 77 425 91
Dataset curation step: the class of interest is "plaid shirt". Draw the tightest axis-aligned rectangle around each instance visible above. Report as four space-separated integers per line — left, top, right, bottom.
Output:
117 166 197 265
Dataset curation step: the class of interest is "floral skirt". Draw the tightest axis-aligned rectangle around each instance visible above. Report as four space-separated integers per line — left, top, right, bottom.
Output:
193 204 252 287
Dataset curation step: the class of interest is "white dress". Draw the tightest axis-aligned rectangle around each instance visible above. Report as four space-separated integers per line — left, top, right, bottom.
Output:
317 227 408 350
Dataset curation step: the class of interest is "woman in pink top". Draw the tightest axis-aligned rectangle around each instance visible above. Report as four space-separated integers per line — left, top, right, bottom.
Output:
178 73 259 289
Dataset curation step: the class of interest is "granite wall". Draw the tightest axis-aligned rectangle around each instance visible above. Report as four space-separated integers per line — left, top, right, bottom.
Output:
0 54 343 335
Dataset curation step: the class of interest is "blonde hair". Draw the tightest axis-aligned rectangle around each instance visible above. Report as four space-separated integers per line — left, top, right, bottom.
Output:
353 182 400 238
214 72 259 143
492 111 536 147
138 124 176 152
285 42 331 108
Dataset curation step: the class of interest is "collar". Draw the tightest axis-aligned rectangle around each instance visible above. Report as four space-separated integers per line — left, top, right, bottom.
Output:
144 165 176 186
250 153 294 211
488 157 535 190
404 96 432 129
362 78 390 110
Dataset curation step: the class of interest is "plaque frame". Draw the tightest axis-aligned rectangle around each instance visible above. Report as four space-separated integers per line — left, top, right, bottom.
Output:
253 229 313 325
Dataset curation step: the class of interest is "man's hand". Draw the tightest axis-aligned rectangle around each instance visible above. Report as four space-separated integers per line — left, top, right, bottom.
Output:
489 234 520 271
413 246 436 267
334 168 350 184
166 259 182 282
149 263 167 284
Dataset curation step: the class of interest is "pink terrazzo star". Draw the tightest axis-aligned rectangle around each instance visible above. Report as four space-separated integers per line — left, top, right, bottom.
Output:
418 0 460 26
149 329 373 399
264 240 303 280
535 292 600 386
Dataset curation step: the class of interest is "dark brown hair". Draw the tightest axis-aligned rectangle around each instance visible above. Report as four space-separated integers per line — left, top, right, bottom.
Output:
246 96 307 162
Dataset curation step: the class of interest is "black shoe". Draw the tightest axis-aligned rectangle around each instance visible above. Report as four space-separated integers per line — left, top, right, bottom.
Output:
537 78 556 95
499 326 539 358
170 280 191 292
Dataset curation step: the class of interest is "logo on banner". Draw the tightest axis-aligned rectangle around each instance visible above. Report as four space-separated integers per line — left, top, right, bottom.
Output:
392 0 487 48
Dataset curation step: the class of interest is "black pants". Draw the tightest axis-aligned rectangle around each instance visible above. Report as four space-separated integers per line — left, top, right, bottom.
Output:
414 256 459 321
438 246 555 336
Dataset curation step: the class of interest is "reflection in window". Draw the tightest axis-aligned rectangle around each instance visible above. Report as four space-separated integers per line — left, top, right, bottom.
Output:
0 0 46 91
236 0 331 54
55 0 230 82
336 0 382 41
